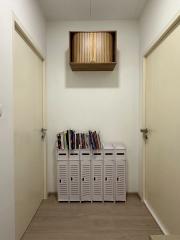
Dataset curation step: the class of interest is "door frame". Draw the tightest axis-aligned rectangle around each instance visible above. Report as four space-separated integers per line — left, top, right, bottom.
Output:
12 14 47 199
141 13 180 201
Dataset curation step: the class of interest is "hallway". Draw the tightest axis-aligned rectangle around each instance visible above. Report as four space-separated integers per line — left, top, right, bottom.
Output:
22 195 162 240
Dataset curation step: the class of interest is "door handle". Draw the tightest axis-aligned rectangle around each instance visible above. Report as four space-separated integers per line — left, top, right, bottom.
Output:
41 128 47 139
140 128 149 140
140 128 148 134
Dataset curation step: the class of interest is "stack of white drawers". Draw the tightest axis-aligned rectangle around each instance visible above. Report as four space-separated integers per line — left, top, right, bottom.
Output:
57 143 126 202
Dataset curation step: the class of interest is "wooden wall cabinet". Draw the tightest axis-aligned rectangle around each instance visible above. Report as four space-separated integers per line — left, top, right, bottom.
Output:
69 31 117 71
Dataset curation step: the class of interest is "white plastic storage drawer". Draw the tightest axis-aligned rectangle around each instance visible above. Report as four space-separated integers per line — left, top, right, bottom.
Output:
81 160 91 201
92 150 103 161
113 143 126 160
104 151 114 160
92 160 103 201
69 149 80 160
114 150 126 160
103 143 114 160
115 159 126 201
69 161 80 201
104 159 115 201
57 161 69 201
57 149 68 161
80 149 91 161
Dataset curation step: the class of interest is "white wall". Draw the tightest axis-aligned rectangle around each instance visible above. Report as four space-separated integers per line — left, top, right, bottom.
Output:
47 20 140 193
0 0 46 54
140 0 180 53
0 1 46 240
139 0 180 198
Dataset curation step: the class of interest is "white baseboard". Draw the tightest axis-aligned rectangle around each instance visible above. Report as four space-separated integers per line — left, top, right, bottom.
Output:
144 199 169 235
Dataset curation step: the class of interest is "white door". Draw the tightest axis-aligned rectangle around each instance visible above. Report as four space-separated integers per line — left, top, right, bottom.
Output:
57 161 69 201
104 160 114 201
92 160 103 201
69 161 80 201
14 28 44 240
144 21 180 233
81 160 91 201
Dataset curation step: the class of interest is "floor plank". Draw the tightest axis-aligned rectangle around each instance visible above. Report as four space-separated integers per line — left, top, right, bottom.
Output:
22 195 162 240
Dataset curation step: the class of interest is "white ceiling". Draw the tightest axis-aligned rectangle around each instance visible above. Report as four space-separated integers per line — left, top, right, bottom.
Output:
38 0 148 20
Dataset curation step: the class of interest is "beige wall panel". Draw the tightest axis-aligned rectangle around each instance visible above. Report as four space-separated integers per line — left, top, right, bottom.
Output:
145 22 180 233
14 30 44 240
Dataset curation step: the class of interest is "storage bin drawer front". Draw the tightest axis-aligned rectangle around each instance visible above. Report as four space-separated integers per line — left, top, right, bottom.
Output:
57 150 68 161
69 150 80 161
104 160 115 201
103 150 114 160
81 160 91 201
115 159 126 201
92 150 103 161
114 150 126 160
57 161 69 201
92 161 103 201
80 150 91 161
69 161 80 201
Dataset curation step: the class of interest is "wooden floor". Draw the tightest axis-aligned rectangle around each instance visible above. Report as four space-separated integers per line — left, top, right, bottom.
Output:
22 195 162 240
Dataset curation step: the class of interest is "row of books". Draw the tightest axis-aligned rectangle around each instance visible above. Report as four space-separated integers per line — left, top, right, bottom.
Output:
56 130 102 150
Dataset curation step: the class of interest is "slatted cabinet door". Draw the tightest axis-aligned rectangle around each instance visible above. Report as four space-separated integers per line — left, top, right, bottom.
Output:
104 160 115 201
81 160 91 201
69 161 80 201
57 161 69 201
92 160 103 201
115 159 126 201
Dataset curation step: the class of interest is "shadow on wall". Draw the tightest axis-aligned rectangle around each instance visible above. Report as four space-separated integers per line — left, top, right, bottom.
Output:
65 49 120 89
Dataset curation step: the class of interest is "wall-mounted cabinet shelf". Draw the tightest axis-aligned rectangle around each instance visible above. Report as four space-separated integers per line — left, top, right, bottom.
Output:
69 31 117 71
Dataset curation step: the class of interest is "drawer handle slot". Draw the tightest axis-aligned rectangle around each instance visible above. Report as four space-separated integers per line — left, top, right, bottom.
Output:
59 153 66 156
105 153 113 155
70 153 78 156
82 153 90 155
59 179 61 183
117 153 124 155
